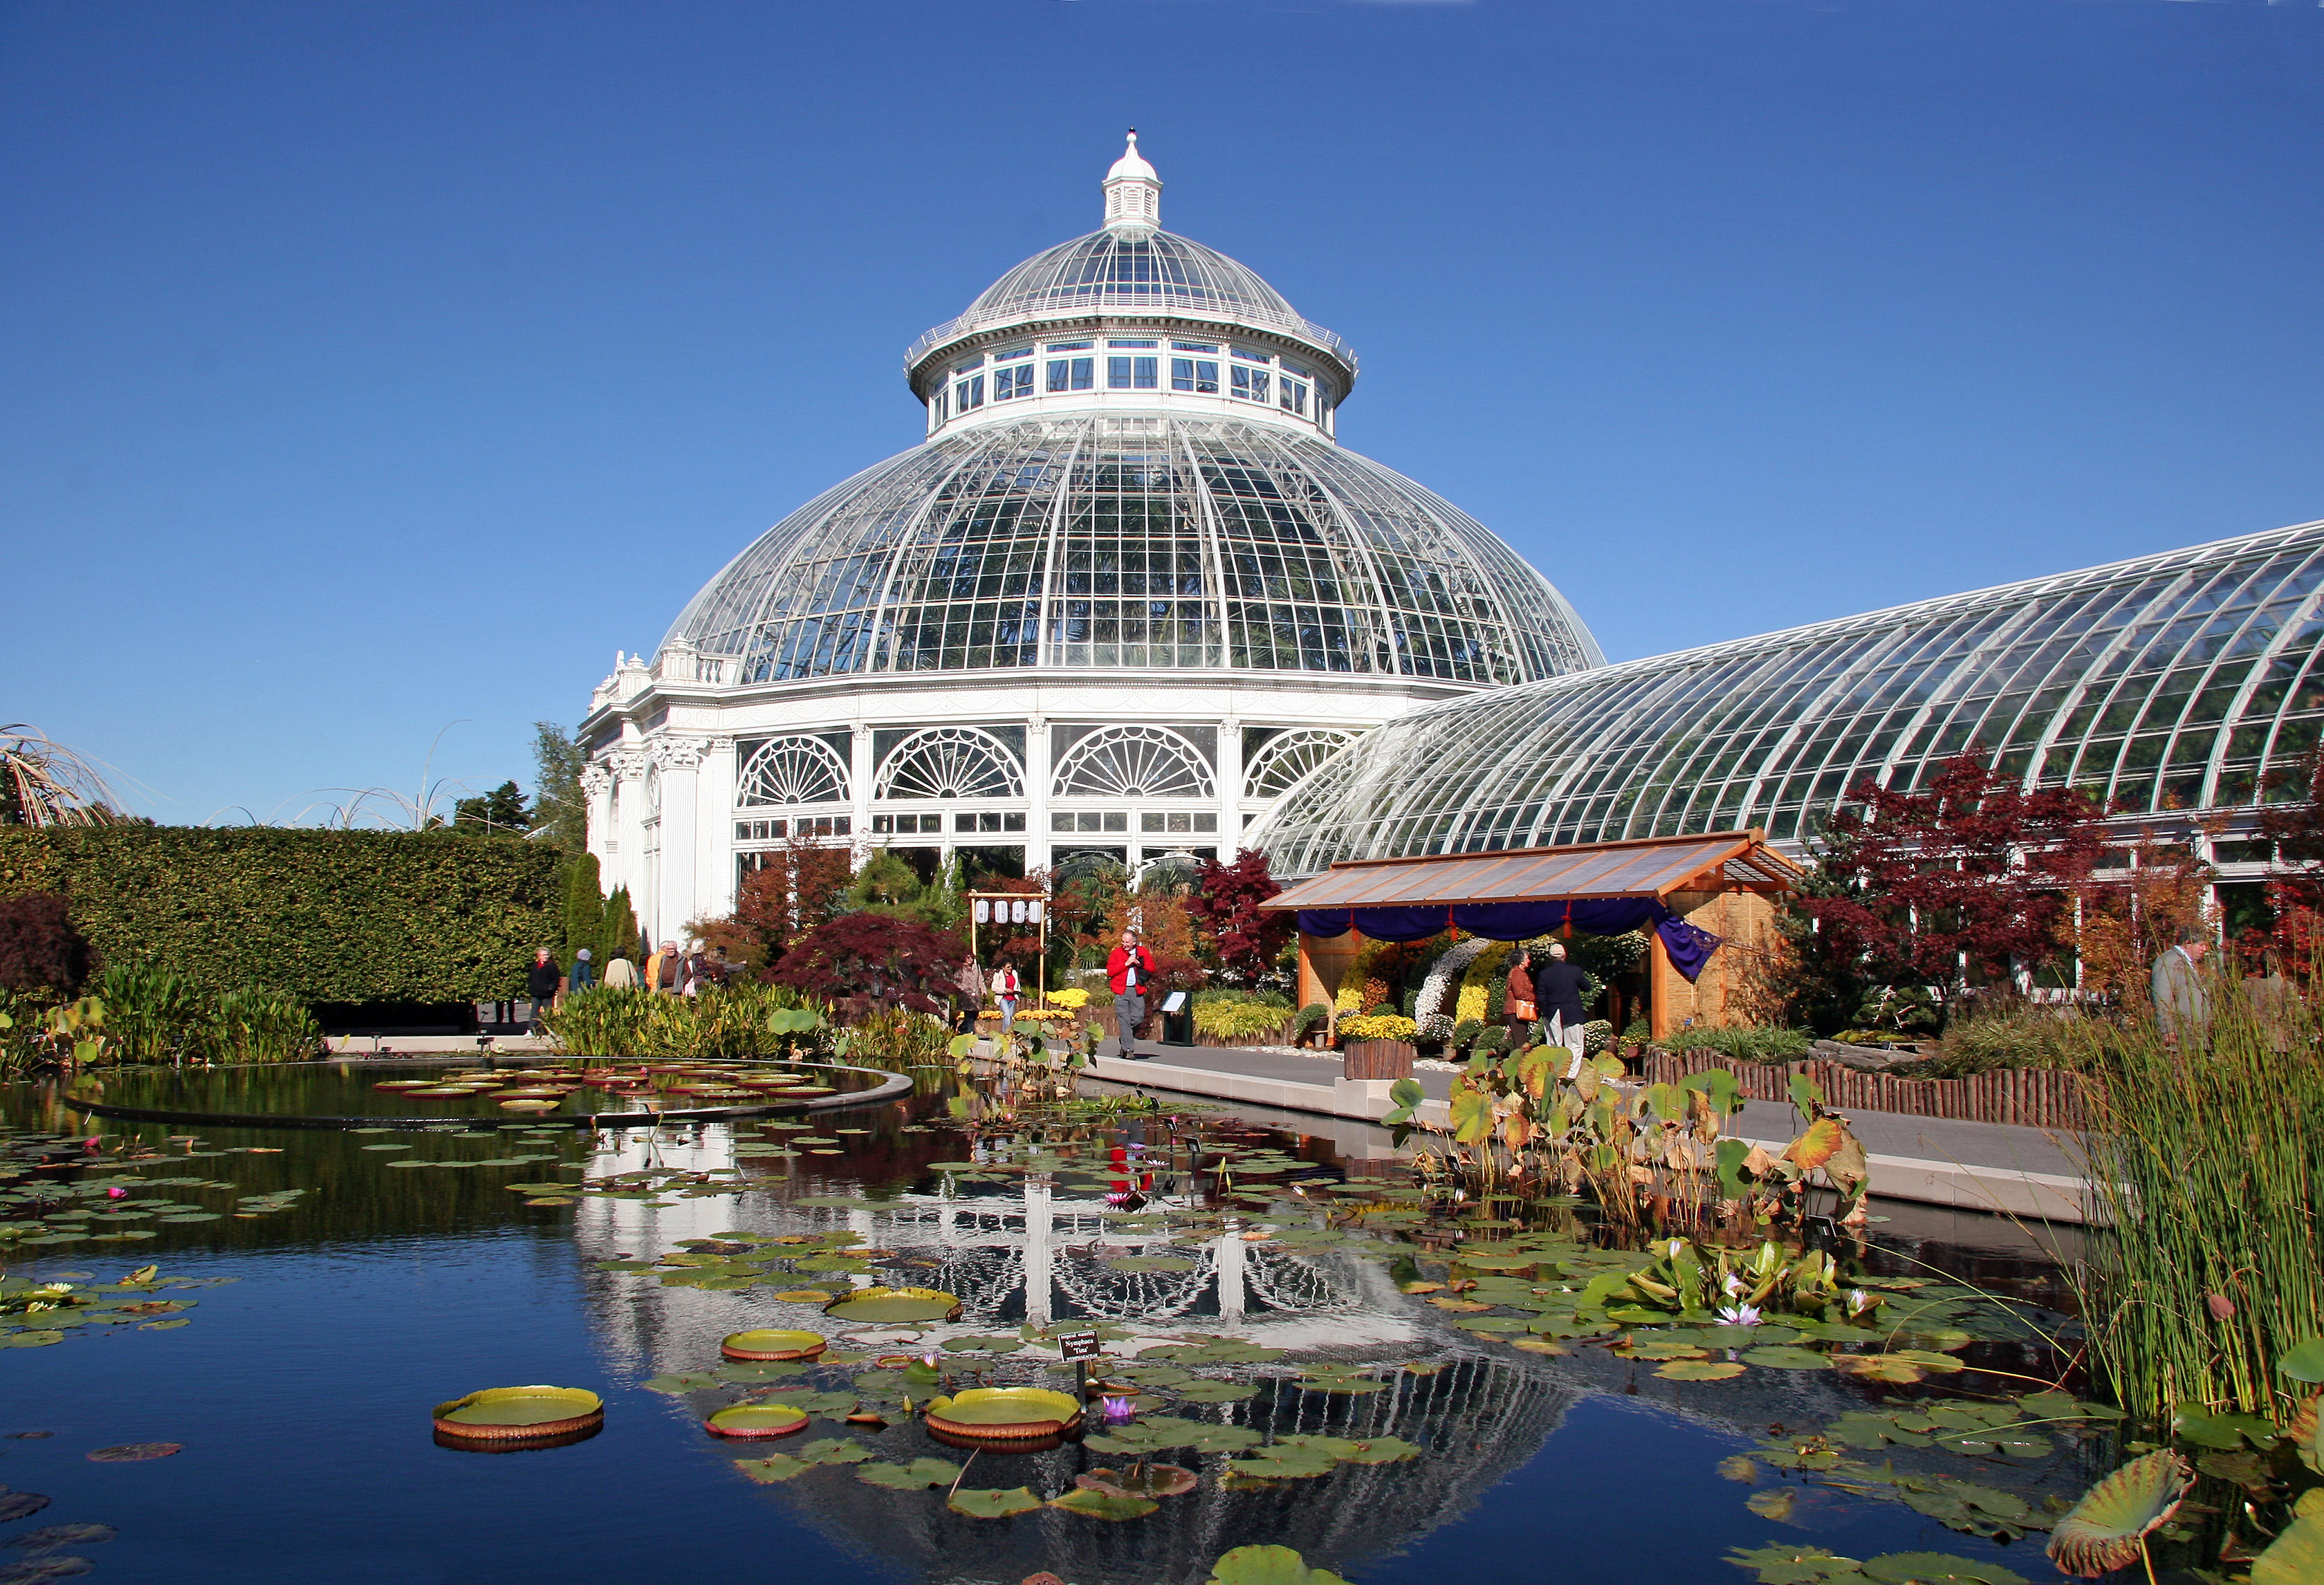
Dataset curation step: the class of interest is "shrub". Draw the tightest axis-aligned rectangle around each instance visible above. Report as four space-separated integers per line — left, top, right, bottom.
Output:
1656 1024 1814 1064
1194 999 1293 1043
770 912 965 1017
541 982 828 1059
1927 1004 2092 1077
1450 1017 1484 1048
0 827 561 1002
1292 1003 1329 1037
0 892 93 996
1337 1013 1417 1042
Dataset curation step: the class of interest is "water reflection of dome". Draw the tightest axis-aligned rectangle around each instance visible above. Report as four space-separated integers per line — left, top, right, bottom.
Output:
568 1140 1578 1584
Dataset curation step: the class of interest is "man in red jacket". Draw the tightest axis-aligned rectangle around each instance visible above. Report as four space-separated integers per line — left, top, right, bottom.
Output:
1105 928 1159 1061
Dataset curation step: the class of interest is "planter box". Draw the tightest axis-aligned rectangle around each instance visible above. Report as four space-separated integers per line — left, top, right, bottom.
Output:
1343 1039 1417 1082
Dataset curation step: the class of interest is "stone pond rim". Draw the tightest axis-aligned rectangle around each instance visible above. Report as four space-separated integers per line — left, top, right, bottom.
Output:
57 1057 914 1131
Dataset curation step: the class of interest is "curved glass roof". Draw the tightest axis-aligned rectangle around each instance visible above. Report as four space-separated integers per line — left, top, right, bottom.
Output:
908 230 1352 372
1255 521 2324 873
663 414 1600 685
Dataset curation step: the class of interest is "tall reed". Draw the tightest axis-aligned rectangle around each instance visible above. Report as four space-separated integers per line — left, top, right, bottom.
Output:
2078 981 2324 1420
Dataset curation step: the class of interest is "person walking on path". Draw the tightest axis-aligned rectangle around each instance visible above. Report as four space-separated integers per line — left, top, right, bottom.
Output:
1505 949 1540 1046
601 952 639 990
566 947 595 1002
952 956 987 1035
992 960 1023 1037
526 948 563 1033
1106 929 1158 1062
2152 926 2211 1048
1533 941 1592 1079
645 940 685 997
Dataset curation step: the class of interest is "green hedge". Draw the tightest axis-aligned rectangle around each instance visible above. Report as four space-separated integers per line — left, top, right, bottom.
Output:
0 827 564 1003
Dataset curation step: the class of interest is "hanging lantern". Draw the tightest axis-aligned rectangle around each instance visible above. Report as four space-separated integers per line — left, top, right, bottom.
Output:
1027 900 1044 923
1010 900 1028 924
973 899 990 924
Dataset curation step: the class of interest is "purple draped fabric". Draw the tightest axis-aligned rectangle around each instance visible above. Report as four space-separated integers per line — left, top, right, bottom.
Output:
1298 896 1726 983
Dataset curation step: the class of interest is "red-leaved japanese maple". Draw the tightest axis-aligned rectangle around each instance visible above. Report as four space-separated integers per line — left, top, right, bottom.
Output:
1807 752 2105 1010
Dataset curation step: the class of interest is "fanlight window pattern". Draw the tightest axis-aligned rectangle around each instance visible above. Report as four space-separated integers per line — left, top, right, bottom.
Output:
1055 726 1213 800
737 736 849 808
876 727 1024 801
1256 521 2324 871
660 416 1598 687
1244 728 1356 801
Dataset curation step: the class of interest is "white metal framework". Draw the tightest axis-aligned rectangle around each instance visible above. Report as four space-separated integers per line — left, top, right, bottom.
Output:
875 727 1025 801
1254 521 2324 873
736 735 848 806
1053 725 1215 800
1243 727 1355 801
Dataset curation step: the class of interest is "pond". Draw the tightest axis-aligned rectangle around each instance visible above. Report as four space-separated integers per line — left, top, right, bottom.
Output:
0 1064 2108 1585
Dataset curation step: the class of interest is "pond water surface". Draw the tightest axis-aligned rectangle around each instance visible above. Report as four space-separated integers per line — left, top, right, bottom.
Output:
0 1062 2102 1585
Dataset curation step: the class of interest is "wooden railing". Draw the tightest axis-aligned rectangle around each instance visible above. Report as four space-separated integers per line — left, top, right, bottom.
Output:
1631 1046 2086 1133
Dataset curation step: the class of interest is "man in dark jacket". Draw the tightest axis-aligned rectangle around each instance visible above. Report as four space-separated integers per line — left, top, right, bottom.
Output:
1532 941 1592 1079
526 947 564 1033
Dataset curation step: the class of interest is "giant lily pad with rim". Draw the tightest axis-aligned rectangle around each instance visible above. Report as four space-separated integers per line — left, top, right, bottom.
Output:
431 1386 604 1442
704 1402 811 1438
2045 1449 2193 1577
721 1328 827 1362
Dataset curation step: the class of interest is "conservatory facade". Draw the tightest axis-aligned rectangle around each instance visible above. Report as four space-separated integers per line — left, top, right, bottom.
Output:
580 136 1601 943
1253 519 2324 878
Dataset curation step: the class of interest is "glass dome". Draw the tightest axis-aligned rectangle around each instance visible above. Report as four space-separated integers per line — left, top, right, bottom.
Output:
906 230 1354 374
663 414 1601 685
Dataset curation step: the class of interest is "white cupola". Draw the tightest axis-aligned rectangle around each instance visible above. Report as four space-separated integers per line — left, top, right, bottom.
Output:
1102 129 1161 234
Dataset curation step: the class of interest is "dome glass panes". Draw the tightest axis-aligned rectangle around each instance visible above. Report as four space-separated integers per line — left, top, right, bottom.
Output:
664 416 1599 685
1255 523 2324 872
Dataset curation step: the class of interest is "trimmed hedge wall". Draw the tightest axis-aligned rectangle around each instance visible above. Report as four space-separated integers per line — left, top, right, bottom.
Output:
0 827 563 1003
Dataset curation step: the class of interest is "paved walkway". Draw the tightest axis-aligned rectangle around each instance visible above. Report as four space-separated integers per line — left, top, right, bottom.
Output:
1076 1038 2099 1225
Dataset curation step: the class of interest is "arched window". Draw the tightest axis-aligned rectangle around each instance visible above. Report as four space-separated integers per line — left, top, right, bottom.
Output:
737 736 849 807
1054 726 1213 799
1244 728 1356 801
875 727 1024 800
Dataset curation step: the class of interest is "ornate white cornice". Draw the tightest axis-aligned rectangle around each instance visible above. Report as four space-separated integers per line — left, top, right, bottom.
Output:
645 736 705 770
609 751 650 781
580 766 614 797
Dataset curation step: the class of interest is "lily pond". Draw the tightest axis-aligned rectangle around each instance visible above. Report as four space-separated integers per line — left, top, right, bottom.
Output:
0 1057 2130 1585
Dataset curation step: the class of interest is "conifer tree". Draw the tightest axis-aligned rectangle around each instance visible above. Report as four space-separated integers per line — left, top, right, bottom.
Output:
600 885 640 963
562 853 603 958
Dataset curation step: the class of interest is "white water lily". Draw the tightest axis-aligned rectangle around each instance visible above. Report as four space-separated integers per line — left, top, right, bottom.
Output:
1714 1303 1763 1327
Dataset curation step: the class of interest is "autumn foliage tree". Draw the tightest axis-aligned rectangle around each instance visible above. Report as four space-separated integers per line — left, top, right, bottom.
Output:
691 832 851 974
769 912 966 1017
1806 751 2105 1014
1186 849 1294 984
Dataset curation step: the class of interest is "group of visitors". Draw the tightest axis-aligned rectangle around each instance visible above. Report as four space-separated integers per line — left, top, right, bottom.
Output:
948 926 1158 1062
951 954 1026 1033
1505 941 1592 1078
524 940 732 1020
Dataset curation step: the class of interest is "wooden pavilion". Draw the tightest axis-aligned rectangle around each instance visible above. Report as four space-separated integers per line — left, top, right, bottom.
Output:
1263 829 1806 1039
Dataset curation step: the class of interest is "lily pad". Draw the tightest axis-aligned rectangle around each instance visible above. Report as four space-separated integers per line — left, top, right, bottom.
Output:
1172 1379 1261 1402
0 1496 48 1523
84 1443 181 1461
1860 1553 2025 1584
732 1454 813 1483
948 1485 1045 1518
824 1287 961 1324
1206 1544 1353 1585
3 1526 114 1555
705 1403 809 1438
1049 1487 1158 1520
854 1457 960 1490
2047 1449 2192 1577
1656 1358 1746 1381
1742 1346 1832 1371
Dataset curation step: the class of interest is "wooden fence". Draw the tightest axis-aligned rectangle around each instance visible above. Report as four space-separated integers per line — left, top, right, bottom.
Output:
1631 1046 2086 1132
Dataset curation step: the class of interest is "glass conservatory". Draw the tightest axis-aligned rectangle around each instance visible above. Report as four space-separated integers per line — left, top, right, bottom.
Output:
582 136 1600 943
1254 520 2324 873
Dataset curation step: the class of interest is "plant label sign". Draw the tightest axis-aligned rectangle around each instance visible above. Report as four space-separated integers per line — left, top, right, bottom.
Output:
1057 1331 1103 1360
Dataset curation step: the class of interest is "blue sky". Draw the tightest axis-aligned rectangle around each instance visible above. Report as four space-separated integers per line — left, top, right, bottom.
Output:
6 0 2321 824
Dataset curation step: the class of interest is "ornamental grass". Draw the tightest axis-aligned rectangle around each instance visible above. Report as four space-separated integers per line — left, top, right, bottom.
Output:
2077 981 2324 1422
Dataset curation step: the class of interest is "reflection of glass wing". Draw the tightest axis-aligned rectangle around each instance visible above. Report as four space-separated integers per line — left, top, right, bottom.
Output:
1055 725 1213 799
736 736 849 806
1244 727 1356 801
875 727 1024 799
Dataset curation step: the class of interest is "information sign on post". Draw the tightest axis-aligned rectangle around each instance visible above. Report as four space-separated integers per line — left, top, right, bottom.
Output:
1057 1328 1103 1400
